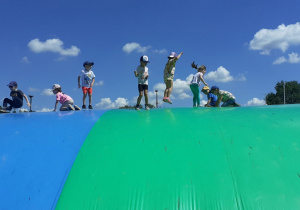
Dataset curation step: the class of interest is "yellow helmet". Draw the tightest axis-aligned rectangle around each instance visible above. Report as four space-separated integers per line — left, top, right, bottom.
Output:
202 86 210 91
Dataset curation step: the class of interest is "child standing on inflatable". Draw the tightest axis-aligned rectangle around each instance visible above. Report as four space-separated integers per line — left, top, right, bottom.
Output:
163 51 183 104
201 86 218 107
2 81 30 112
210 86 241 107
78 61 96 109
134 55 150 110
52 84 81 111
189 62 208 107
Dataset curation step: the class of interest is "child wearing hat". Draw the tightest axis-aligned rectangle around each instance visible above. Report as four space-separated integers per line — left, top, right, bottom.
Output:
190 62 208 107
134 55 150 110
163 51 183 104
201 86 218 107
2 81 30 112
78 61 96 109
52 84 80 111
210 86 241 107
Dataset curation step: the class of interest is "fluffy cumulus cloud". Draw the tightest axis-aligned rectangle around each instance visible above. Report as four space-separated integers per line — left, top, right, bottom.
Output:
249 22 300 54
151 75 192 104
205 66 234 83
41 89 54 96
122 42 167 54
273 52 300 64
95 97 129 109
122 42 151 54
246 98 266 106
28 38 80 56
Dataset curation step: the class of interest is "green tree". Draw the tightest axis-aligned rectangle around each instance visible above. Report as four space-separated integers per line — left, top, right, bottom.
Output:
266 81 300 105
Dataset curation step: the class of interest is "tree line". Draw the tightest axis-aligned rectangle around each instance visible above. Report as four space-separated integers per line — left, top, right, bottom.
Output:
266 81 300 105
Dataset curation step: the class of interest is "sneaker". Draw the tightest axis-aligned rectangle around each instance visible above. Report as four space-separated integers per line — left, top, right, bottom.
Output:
68 104 75 111
82 105 86 109
162 97 168 102
74 105 81 111
88 105 93 109
145 105 150 110
166 98 172 104
135 104 140 110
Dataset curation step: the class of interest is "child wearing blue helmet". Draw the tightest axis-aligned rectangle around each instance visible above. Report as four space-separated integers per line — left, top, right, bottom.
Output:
211 86 241 107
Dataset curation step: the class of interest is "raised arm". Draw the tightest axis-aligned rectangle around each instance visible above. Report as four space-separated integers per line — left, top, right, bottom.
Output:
176 52 183 60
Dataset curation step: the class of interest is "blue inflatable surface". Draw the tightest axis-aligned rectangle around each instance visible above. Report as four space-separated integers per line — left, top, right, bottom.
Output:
0 110 106 210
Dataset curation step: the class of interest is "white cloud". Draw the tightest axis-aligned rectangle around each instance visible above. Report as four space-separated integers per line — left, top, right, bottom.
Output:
28 87 39 92
273 52 300 64
246 98 266 106
41 89 54 96
249 22 300 54
95 97 129 109
152 49 167 54
177 92 191 99
22 56 29 63
94 80 104 86
28 38 80 56
235 73 247 81
206 66 234 83
273 56 287 64
151 75 192 102
122 42 151 54
288 52 300 63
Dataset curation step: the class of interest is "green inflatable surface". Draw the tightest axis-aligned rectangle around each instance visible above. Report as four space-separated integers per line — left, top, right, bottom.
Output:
56 105 300 209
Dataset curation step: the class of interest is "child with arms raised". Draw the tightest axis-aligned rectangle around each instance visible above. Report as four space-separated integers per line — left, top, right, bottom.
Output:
163 51 183 104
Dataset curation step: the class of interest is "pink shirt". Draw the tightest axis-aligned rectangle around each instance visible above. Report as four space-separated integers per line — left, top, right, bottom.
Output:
56 92 72 104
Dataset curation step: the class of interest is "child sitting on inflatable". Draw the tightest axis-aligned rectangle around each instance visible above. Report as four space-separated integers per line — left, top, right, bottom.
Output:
2 81 30 112
210 86 241 107
201 86 218 107
52 84 81 111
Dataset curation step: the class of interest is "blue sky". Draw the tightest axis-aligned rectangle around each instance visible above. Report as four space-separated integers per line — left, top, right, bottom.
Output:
1 0 300 111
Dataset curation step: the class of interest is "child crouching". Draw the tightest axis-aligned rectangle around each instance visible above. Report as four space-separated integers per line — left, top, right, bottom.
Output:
52 84 81 111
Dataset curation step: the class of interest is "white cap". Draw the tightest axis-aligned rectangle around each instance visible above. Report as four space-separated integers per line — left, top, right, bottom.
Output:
52 84 61 90
140 55 150 63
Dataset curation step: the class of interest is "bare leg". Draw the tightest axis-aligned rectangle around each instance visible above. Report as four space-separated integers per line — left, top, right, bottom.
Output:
144 90 148 105
137 91 143 105
83 93 87 105
165 80 173 97
88 93 92 106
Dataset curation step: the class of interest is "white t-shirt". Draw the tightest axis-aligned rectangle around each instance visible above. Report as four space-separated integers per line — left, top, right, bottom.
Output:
79 70 96 88
136 66 148 85
190 72 203 85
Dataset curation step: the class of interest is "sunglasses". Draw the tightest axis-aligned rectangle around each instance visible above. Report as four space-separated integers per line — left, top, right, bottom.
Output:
9 86 13 88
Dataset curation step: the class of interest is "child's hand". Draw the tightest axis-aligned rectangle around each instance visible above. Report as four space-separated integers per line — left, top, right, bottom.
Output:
27 102 31 107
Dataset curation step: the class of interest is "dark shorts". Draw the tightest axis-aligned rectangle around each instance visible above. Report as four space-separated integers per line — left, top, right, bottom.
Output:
138 84 148 92
221 99 236 107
